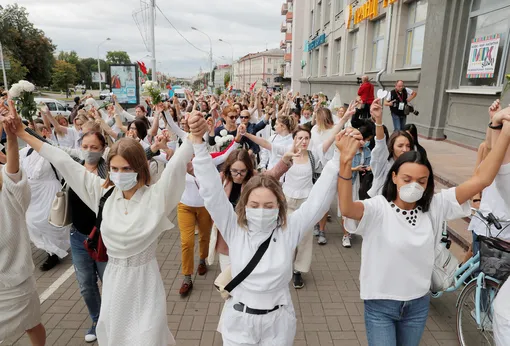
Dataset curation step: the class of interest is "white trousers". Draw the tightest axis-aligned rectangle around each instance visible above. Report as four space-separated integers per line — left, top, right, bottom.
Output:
286 197 313 273
221 299 296 346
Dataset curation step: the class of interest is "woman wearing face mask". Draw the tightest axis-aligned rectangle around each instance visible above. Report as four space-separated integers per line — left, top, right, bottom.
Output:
9 108 205 346
337 111 510 346
368 99 414 197
188 112 341 346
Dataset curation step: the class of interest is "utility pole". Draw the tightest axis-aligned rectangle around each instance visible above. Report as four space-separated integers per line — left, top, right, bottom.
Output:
149 0 157 82
0 42 8 90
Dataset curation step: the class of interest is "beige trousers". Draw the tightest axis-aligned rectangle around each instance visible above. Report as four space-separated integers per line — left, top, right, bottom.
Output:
286 196 313 273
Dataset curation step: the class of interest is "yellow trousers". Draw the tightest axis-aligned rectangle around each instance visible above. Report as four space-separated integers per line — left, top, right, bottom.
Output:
177 203 213 276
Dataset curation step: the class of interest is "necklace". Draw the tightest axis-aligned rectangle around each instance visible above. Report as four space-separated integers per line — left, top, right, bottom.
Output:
123 199 130 215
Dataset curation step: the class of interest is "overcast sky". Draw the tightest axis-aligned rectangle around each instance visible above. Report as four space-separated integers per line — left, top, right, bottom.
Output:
13 0 283 78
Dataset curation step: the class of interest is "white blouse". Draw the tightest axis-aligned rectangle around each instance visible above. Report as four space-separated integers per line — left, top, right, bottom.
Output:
39 140 193 259
368 136 393 197
192 142 339 309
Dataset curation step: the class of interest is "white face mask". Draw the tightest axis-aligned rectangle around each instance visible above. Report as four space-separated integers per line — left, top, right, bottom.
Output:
399 182 425 203
82 150 103 164
109 172 138 191
245 208 279 233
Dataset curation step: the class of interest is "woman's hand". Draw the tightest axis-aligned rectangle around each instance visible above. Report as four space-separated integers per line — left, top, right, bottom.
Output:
335 127 364 161
370 98 383 124
282 137 304 165
341 100 357 122
489 99 501 121
151 131 170 152
3 100 26 136
492 105 510 126
188 111 207 143
235 124 246 143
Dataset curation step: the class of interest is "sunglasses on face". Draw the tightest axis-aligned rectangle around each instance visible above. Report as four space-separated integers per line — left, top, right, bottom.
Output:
230 169 247 176
228 115 239 120
240 116 249 119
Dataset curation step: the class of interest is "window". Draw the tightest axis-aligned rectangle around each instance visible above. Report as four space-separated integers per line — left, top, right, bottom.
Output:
46 102 57 112
325 0 332 24
335 0 344 14
310 10 314 35
312 49 320 77
460 2 510 87
371 18 386 70
404 0 428 66
333 38 341 74
268 58 272 63
267 68 271 74
322 44 329 76
315 2 322 31
267 77 271 84
348 30 358 73
273 68 277 73
56 102 66 112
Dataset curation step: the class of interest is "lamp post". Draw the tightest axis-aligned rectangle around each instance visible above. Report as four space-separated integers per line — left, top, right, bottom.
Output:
219 39 234 89
0 6 12 90
192 27 213 90
97 38 111 92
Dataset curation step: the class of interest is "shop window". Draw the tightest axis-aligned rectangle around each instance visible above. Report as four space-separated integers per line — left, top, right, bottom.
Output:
348 30 358 73
404 0 427 67
372 18 386 70
334 38 342 75
322 44 329 76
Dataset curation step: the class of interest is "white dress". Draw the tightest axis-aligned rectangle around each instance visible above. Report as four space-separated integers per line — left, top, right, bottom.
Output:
20 147 70 258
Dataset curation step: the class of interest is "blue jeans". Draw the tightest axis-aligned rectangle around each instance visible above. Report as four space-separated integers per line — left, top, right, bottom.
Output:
364 295 430 346
70 227 107 323
391 113 407 132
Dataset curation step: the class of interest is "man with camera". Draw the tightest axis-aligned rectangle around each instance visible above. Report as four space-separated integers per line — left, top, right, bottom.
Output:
384 80 418 131
357 75 374 119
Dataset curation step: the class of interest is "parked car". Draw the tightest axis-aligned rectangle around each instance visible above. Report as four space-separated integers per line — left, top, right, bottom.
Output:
173 89 186 103
99 90 111 101
34 98 72 117
75 84 86 91
160 92 169 102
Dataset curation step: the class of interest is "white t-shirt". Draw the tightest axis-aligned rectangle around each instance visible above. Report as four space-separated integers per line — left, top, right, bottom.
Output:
52 127 80 149
468 163 510 241
310 125 336 173
344 187 470 301
386 87 414 101
494 278 510 346
180 173 204 207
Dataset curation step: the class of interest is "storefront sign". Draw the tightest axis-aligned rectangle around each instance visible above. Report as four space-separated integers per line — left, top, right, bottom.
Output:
304 33 326 52
347 0 398 29
466 34 500 78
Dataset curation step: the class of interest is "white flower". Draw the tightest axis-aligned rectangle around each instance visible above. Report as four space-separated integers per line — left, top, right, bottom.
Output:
226 135 234 141
220 129 228 137
19 80 35 92
214 136 221 144
8 83 23 98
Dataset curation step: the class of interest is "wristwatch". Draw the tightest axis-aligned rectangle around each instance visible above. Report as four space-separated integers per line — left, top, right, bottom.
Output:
488 121 503 130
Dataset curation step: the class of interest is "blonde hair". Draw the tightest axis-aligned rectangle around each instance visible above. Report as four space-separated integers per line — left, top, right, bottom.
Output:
316 107 334 132
276 114 297 133
102 138 151 189
235 174 288 230
54 115 68 138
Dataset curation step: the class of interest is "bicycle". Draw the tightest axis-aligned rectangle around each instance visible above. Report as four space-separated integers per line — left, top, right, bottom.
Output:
431 208 510 346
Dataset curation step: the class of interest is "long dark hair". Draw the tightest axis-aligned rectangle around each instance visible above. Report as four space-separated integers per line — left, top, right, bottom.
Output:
387 131 414 161
222 149 255 184
128 119 148 140
382 151 435 212
404 123 427 158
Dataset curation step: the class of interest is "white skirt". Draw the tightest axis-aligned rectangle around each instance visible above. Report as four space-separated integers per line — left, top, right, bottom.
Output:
96 241 175 346
0 276 41 343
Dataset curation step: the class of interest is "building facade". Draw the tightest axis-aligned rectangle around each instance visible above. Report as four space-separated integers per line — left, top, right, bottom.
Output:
232 49 285 91
213 64 231 90
297 0 510 148
281 0 306 90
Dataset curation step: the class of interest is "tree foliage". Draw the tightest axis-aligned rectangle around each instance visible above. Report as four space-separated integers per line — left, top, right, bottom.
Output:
5 55 29 86
106 51 131 65
51 60 78 91
0 4 56 86
224 72 231 87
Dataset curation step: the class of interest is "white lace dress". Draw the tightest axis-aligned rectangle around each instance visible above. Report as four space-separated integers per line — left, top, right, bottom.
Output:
96 240 175 345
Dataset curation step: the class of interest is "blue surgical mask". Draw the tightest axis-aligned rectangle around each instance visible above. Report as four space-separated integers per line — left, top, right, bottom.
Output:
363 142 370 148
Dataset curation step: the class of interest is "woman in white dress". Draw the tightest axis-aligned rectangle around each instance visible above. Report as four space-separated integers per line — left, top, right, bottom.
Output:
0 100 46 345
11 109 207 346
20 122 71 271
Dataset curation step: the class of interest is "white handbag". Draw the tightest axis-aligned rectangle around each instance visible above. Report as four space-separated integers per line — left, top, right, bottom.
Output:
430 221 459 292
48 182 71 228
214 265 233 300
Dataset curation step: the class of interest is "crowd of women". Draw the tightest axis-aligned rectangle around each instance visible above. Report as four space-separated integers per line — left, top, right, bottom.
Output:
1 86 510 346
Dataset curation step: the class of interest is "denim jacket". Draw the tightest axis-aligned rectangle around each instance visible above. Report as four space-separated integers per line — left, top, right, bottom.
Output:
351 144 372 184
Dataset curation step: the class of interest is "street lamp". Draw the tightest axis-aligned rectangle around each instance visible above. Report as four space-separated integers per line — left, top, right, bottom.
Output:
219 38 234 89
0 6 12 90
192 27 213 90
97 38 111 92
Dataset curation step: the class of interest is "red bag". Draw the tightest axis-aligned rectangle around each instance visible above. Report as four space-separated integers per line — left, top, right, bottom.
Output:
83 188 114 262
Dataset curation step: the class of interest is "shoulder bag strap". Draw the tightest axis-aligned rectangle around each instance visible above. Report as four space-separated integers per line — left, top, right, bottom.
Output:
96 188 115 229
224 229 275 293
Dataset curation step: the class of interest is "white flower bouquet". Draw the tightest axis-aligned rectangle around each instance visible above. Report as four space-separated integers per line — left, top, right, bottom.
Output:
142 80 162 105
214 129 235 151
9 80 37 121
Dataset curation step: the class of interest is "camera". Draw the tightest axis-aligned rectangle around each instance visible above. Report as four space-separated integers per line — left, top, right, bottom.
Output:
407 104 419 116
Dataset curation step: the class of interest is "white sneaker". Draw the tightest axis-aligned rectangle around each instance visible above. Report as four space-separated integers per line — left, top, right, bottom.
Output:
342 235 352 248
313 224 320 237
85 322 97 342
470 309 493 331
318 231 327 245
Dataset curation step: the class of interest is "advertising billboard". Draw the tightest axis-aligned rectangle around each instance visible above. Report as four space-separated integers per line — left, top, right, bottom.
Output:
109 64 139 107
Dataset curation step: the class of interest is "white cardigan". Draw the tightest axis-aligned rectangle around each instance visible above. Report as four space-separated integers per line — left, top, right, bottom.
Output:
39 140 193 259
0 167 34 289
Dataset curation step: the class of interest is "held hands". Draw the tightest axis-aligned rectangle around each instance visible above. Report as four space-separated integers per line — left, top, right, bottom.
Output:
235 124 246 143
335 127 364 161
492 105 510 127
152 130 170 151
370 99 383 124
489 99 501 120
187 111 207 143
2 100 26 137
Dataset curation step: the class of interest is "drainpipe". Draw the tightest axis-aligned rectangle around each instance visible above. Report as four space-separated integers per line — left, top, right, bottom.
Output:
376 3 394 90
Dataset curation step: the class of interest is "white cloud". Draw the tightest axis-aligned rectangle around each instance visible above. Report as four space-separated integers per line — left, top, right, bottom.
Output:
13 0 284 77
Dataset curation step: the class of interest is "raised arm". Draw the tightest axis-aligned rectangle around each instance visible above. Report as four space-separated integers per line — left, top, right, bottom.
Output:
243 132 272 151
370 99 385 140
322 100 355 153
42 108 69 135
114 113 128 133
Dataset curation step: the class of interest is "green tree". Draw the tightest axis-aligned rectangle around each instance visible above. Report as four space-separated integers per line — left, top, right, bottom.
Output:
57 50 80 65
106 51 131 65
224 72 231 87
5 55 29 86
0 4 56 86
51 60 78 91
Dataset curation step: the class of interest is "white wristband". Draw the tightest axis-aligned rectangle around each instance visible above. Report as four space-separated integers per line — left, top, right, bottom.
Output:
375 123 384 127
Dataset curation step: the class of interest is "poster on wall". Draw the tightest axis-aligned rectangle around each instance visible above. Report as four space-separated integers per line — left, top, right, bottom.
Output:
109 64 139 106
91 72 106 83
466 34 500 79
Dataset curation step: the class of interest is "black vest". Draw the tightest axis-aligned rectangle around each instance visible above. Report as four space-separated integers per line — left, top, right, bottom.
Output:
389 88 408 116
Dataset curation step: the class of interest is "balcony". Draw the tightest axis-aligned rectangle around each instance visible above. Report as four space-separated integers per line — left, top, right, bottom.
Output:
280 23 287 32
286 11 293 22
284 53 292 62
285 32 292 42
281 3 288 15
280 40 287 49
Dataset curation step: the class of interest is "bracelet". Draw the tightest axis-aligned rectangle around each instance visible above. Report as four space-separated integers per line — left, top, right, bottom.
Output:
488 121 503 130
375 123 384 127
338 173 353 181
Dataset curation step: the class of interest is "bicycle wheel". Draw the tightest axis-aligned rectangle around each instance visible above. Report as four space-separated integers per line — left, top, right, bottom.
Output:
457 279 500 346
